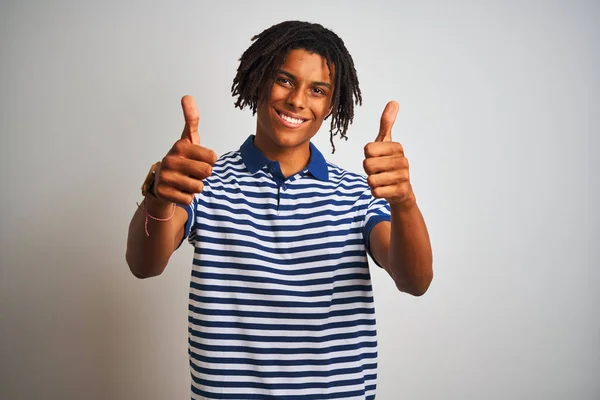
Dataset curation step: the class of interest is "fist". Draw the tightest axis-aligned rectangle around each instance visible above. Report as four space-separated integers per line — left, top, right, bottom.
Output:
363 101 415 208
153 95 218 205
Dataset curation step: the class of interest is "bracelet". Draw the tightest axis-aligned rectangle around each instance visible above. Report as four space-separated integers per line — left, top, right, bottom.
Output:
136 201 176 236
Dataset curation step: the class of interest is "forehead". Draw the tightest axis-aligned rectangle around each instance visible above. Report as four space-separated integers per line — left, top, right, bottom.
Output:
279 48 334 83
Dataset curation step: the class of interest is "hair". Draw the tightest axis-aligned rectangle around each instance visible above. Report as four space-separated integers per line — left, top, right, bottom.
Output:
231 20 362 153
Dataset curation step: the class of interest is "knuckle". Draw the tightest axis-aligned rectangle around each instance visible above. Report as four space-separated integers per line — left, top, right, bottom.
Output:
158 171 174 186
174 139 187 151
393 142 404 152
154 184 166 199
171 140 183 154
161 155 177 170
366 175 376 188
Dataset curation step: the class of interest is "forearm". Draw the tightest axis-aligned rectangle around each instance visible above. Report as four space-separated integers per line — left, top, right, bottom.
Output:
126 197 186 279
387 201 433 296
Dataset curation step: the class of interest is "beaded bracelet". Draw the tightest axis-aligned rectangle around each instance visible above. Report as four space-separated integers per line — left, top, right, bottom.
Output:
136 201 176 236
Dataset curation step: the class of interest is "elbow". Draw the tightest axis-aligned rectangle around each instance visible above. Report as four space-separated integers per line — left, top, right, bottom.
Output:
130 267 160 280
402 282 430 297
396 271 434 297
126 251 163 279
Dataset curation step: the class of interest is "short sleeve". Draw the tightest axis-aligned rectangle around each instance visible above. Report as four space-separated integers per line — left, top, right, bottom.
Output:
176 195 198 248
362 194 391 266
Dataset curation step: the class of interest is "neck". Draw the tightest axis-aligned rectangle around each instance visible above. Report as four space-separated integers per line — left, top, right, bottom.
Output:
253 136 311 178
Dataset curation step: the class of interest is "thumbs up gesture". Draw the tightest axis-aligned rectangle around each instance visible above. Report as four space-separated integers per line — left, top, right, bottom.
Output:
153 95 218 205
363 101 416 208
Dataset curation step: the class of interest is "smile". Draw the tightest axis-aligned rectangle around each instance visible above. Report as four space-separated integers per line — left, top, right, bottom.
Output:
276 110 307 127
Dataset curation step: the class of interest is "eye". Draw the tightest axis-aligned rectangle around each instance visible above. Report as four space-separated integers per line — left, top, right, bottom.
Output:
276 77 292 86
312 87 326 96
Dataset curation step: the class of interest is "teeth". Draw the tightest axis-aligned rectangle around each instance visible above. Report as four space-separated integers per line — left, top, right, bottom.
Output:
279 112 304 125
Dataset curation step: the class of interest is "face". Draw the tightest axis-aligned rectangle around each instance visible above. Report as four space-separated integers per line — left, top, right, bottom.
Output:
254 48 334 156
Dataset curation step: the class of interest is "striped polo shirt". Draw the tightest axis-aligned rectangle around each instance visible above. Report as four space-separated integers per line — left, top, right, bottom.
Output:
180 135 391 399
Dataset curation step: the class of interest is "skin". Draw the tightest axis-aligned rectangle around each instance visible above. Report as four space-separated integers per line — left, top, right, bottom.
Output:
126 48 433 296
364 102 433 296
254 49 335 176
126 96 215 278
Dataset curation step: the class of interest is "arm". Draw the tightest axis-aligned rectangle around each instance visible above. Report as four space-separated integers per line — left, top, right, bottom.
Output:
125 95 217 279
369 202 433 296
126 197 188 279
363 101 433 296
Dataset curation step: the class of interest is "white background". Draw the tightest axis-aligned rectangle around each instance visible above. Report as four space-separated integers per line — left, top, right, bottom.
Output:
1 0 598 399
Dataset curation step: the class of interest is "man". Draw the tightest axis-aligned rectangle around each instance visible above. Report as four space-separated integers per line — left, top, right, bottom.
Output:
127 20 432 400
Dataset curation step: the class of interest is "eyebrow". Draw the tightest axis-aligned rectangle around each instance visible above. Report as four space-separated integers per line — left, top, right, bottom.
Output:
276 70 333 90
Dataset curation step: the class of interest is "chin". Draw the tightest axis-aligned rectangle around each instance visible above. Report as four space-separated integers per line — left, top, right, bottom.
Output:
276 125 320 146
265 133 303 150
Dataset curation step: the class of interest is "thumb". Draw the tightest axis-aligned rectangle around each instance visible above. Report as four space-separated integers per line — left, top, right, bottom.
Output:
181 95 200 145
375 101 399 142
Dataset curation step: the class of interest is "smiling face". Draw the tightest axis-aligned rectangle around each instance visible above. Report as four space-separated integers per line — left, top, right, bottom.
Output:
254 48 334 159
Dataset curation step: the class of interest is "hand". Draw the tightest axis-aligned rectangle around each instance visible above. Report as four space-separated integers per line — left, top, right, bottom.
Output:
363 101 416 209
153 95 218 205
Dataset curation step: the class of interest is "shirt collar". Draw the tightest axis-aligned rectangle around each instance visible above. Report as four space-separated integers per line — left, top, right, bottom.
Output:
240 135 329 181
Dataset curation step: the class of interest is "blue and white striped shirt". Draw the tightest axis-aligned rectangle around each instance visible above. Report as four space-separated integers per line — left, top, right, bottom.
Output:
181 135 391 399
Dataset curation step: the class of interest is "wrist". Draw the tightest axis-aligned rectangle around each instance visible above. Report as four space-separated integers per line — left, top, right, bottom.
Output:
389 195 418 214
142 196 175 219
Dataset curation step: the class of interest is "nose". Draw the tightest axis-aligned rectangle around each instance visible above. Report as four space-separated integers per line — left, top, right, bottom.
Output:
286 88 306 110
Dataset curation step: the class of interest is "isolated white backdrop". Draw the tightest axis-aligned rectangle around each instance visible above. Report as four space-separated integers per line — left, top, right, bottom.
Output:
1 1 599 399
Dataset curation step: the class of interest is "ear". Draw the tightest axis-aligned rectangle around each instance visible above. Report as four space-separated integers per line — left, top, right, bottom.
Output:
324 104 334 120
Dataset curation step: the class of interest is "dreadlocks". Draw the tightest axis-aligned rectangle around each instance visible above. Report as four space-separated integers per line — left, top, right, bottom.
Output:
231 20 362 153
